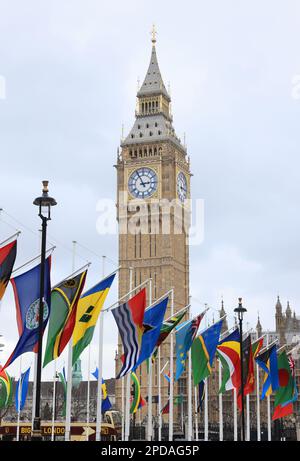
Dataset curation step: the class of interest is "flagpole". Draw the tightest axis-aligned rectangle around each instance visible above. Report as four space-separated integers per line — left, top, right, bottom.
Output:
246 394 250 441
204 378 208 441
266 332 271 441
194 386 198 441
147 278 153 441
16 356 22 441
12 245 56 275
51 361 57 442
86 344 91 441
121 376 125 440
187 305 192 441
124 267 133 441
95 255 106 442
169 288 174 442
219 359 223 441
0 230 21 247
65 240 77 441
234 388 238 441
256 331 261 441
158 349 162 441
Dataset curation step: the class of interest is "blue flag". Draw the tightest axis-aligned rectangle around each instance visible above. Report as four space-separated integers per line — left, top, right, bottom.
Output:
175 312 205 381
2 257 51 370
256 344 279 399
92 368 112 412
133 296 169 369
15 367 30 412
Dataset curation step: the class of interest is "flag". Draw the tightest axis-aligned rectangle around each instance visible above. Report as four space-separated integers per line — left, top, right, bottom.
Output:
0 369 13 408
15 367 30 412
272 351 297 421
175 312 206 381
252 337 264 359
256 343 279 399
237 335 255 410
198 381 205 411
161 395 183 414
130 372 141 414
0 239 17 302
113 288 146 379
92 368 112 412
58 368 67 417
191 320 223 386
133 296 168 369
155 310 187 352
217 328 240 393
72 273 116 365
2 257 51 370
43 270 87 367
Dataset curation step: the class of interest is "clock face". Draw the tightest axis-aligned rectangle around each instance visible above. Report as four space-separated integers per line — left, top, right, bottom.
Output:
128 167 158 199
177 172 188 202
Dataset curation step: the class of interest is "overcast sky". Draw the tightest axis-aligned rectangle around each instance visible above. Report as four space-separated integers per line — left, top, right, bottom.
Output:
0 0 300 381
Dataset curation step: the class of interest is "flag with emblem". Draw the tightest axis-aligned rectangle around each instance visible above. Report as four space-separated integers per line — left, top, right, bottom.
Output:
1 257 51 371
191 319 223 386
175 312 206 381
0 239 17 303
43 270 87 367
132 296 168 369
272 351 297 421
255 343 279 400
113 288 146 379
72 273 116 365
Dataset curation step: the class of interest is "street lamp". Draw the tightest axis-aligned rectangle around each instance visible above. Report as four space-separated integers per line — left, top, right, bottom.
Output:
32 180 57 439
234 297 247 441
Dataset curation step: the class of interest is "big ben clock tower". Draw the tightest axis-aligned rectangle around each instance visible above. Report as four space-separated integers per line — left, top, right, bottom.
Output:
115 29 191 425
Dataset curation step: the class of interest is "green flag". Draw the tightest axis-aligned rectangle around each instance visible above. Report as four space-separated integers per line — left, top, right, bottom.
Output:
274 351 295 407
191 320 223 386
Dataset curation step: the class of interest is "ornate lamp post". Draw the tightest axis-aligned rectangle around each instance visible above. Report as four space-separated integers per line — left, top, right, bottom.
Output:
32 181 56 439
234 297 247 441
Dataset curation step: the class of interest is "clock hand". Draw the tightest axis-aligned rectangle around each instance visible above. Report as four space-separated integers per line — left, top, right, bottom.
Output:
136 170 146 187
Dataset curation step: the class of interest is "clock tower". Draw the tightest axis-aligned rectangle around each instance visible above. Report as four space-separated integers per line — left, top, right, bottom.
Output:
115 30 191 427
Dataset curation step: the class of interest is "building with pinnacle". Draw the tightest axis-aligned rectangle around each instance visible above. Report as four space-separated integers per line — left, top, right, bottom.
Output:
115 29 190 427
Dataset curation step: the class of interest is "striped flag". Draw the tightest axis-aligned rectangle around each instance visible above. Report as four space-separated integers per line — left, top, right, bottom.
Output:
113 288 146 379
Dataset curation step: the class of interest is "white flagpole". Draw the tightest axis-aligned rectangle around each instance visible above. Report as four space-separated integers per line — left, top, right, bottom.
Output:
121 377 125 440
246 394 250 441
266 332 271 441
187 349 192 441
147 278 153 441
65 240 76 441
158 349 162 441
204 378 208 441
86 344 91 441
51 361 57 441
256 332 261 441
168 288 174 441
124 267 133 441
233 388 238 441
95 255 106 441
16 356 22 441
194 386 198 441
219 359 223 441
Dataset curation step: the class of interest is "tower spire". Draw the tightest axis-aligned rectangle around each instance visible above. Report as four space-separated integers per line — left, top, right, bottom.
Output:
151 24 157 46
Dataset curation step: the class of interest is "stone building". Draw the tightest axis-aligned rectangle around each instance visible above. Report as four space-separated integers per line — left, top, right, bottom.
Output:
115 29 190 426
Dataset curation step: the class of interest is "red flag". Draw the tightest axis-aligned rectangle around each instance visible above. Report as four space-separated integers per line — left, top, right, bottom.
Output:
272 403 293 421
0 240 17 301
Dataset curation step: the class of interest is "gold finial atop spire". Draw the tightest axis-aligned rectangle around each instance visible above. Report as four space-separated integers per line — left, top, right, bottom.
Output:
151 24 157 45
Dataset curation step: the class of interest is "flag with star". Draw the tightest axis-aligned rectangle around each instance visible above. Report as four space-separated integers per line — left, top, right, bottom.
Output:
175 311 206 381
